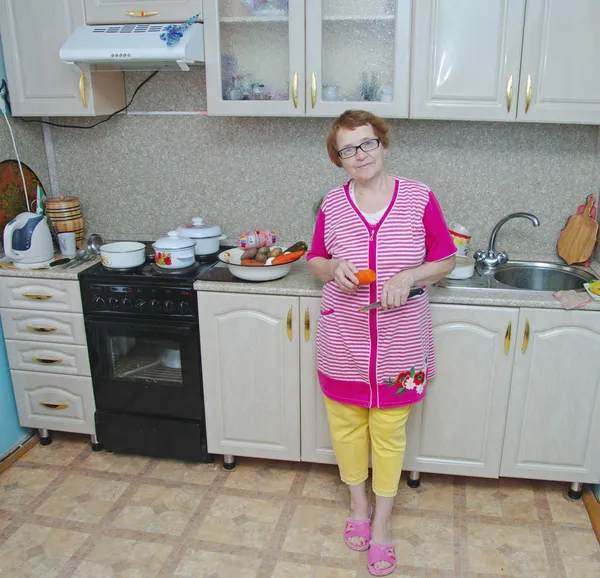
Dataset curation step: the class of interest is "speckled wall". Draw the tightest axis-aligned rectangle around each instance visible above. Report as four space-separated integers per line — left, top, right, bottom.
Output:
44 69 600 258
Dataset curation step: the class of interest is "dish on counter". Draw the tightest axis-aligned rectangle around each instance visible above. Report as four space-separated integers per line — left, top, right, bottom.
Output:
583 282 600 301
218 246 296 281
444 255 475 280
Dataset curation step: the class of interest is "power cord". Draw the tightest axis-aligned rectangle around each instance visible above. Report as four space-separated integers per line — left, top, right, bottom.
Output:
18 70 158 129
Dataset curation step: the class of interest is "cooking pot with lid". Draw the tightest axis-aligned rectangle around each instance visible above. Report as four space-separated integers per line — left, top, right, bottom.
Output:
176 217 227 256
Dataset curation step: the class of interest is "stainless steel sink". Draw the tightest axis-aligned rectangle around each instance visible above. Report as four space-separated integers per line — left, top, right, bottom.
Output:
439 260 596 292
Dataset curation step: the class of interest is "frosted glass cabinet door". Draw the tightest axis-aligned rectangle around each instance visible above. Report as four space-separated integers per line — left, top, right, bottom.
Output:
306 0 411 117
410 0 526 121
204 0 305 116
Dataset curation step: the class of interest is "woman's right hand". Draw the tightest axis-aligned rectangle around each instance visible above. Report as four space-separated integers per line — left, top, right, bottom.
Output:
331 259 359 293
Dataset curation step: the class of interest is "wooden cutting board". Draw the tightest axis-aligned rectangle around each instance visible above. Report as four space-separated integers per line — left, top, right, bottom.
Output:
557 195 598 265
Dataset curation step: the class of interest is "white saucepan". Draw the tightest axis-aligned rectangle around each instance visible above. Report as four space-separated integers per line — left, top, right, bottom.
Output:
100 242 146 269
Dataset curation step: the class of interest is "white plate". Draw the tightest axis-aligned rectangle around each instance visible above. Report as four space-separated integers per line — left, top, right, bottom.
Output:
583 283 600 301
218 247 294 282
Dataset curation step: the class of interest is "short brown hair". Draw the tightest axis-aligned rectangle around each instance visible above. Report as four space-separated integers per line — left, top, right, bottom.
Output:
326 110 391 167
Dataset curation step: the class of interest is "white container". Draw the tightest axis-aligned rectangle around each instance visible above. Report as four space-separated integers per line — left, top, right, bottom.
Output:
445 255 475 280
58 232 77 258
153 231 196 269
448 223 472 256
100 242 145 269
176 217 226 256
218 247 293 282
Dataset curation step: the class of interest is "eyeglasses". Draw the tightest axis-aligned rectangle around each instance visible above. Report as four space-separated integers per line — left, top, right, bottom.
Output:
337 138 380 160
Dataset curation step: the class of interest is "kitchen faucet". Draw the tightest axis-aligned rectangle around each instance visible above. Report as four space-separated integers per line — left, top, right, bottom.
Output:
474 212 540 268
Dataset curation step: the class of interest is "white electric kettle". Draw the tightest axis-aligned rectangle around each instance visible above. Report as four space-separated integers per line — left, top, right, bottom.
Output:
3 212 54 268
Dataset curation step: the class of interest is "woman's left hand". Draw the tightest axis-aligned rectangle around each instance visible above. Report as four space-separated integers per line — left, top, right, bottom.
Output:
380 271 415 309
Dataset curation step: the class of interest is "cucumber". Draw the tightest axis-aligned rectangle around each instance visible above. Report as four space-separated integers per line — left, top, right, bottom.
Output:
284 241 308 254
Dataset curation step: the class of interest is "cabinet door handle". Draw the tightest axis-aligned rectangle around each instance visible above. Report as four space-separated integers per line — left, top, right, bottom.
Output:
504 320 512 355
287 305 293 341
521 318 530 353
292 72 298 108
311 72 317 108
525 74 532 113
39 401 69 410
26 325 57 333
79 72 88 109
22 293 52 300
506 74 513 113
125 11 159 17
32 356 62 365
304 306 310 341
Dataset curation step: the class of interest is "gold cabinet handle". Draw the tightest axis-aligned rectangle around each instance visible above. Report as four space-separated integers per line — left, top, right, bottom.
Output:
22 293 52 300
32 356 62 365
292 72 298 108
504 320 512 355
287 305 293 341
311 72 317 108
525 74 532 113
304 306 310 342
522 318 530 354
125 11 159 17
79 72 88 109
39 401 69 410
506 74 513 113
26 325 57 333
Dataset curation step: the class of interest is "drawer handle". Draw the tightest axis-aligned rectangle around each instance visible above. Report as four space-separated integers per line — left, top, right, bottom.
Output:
311 72 317 108
287 305 293 341
22 293 53 300
32 356 62 365
504 320 512 356
26 325 57 333
525 74 532 113
304 306 310 341
39 401 69 410
79 72 88 108
506 74 513 113
125 11 159 17
292 72 298 108
521 318 530 354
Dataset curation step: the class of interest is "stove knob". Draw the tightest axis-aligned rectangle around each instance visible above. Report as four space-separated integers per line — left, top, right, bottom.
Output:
134 299 146 310
121 298 133 310
178 301 191 314
150 299 162 312
164 300 176 313
108 297 120 310
93 296 105 307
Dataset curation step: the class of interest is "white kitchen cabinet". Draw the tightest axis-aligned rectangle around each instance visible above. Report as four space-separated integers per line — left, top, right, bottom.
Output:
84 0 202 24
0 278 83 312
0 0 125 117
203 0 411 117
197 291 301 461
404 304 518 478
5 340 91 376
299 296 336 464
516 0 600 124
410 0 526 121
0 309 87 344
500 308 600 483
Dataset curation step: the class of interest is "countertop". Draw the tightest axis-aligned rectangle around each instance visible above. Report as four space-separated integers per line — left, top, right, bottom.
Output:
194 256 600 312
0 254 99 280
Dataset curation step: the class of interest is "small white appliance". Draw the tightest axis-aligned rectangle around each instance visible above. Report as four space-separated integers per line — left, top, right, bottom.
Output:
3 212 54 268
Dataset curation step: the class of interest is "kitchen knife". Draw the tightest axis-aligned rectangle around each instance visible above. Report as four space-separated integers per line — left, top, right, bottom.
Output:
49 258 70 267
358 287 425 312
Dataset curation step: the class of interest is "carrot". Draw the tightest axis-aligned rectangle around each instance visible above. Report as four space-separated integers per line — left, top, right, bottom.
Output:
355 269 376 285
272 249 306 265
241 259 265 266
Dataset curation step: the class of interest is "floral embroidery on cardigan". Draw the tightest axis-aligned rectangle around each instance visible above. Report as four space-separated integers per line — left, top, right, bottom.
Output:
386 367 426 395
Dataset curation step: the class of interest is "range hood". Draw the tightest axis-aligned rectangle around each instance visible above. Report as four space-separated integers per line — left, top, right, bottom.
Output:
59 22 204 72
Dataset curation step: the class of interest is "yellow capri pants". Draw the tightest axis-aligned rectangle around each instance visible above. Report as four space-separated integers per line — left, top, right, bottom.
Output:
324 396 412 498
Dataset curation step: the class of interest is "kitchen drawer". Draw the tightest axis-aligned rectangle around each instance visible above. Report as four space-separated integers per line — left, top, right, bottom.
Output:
11 370 96 434
5 340 90 376
0 309 87 345
0 278 82 312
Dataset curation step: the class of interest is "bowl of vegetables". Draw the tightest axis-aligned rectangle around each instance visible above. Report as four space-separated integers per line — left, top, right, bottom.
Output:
218 242 307 282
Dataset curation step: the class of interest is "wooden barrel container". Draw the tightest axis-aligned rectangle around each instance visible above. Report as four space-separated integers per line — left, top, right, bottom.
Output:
45 196 84 246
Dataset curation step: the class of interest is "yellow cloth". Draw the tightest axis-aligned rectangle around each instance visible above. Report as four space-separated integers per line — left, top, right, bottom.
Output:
324 395 411 498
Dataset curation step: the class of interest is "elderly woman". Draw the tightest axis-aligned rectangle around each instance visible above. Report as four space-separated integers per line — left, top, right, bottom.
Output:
307 110 456 576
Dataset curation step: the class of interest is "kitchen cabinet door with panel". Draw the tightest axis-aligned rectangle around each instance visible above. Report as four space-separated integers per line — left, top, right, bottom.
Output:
404 304 518 478
300 296 336 464
204 0 305 116
410 0 526 121
500 309 600 483
197 291 301 461
0 0 125 117
305 0 411 118
84 0 202 24
517 0 600 124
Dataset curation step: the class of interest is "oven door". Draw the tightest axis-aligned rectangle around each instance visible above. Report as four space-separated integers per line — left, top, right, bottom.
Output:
85 316 203 420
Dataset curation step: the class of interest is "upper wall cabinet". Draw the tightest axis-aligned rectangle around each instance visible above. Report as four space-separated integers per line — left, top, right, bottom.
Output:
0 0 125 117
203 0 411 117
411 0 600 124
84 0 203 24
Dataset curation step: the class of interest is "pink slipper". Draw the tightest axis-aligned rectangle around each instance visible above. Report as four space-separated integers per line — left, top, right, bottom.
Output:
344 505 372 551
368 542 396 576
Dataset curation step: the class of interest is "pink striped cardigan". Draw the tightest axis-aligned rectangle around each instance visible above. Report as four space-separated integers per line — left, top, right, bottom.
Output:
307 177 456 409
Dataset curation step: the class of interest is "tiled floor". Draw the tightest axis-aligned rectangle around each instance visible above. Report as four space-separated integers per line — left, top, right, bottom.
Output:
1 434 599 577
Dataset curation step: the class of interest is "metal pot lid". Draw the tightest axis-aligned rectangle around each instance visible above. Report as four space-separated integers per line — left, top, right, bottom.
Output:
153 231 195 250
176 217 221 239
